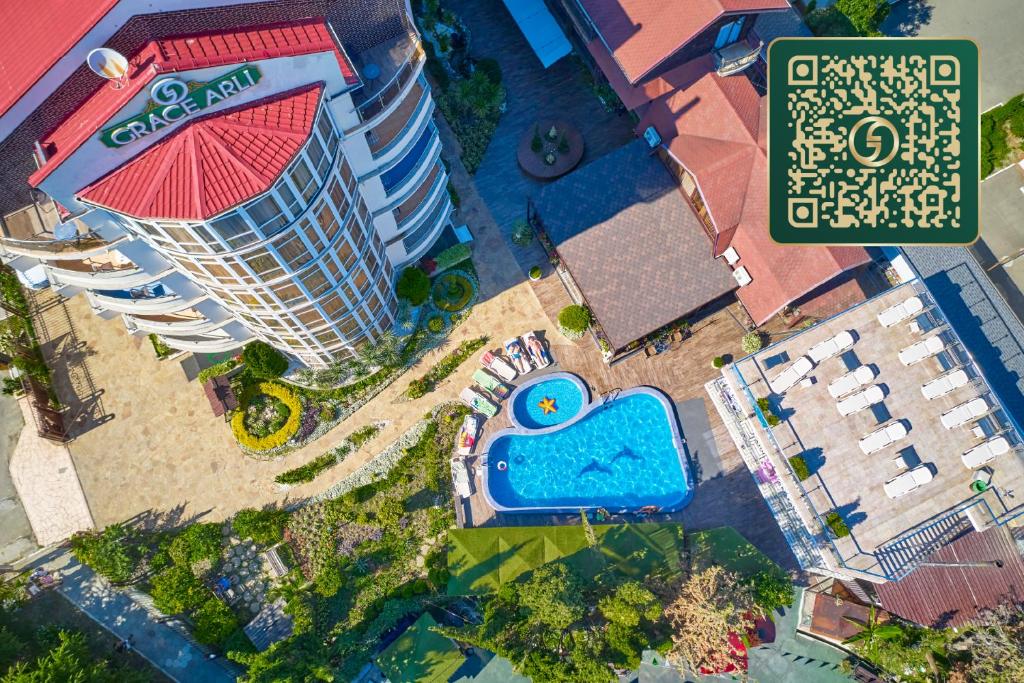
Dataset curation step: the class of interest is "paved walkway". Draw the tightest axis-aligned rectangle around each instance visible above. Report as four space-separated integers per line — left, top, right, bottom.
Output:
0 393 39 564
44 549 237 683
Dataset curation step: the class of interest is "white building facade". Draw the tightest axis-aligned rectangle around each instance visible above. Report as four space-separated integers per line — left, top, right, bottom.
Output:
0 0 452 367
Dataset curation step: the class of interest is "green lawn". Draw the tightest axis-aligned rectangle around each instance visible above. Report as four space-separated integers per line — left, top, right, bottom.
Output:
376 613 466 683
689 527 781 578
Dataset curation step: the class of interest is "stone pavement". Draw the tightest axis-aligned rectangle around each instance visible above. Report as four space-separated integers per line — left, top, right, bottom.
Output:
43 549 237 683
8 396 94 544
0 393 39 564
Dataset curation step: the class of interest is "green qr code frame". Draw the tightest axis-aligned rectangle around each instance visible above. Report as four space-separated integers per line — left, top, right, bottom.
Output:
767 38 979 246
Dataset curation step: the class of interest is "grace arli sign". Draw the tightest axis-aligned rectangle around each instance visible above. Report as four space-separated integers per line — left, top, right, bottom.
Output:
99 65 262 148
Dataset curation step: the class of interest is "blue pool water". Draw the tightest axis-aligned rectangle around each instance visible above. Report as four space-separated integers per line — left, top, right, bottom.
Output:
486 390 692 512
511 376 585 429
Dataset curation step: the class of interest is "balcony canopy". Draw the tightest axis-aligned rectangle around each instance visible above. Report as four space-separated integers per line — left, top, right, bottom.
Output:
500 0 571 68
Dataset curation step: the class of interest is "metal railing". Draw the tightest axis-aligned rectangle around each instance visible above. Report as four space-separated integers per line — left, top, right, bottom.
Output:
352 34 425 126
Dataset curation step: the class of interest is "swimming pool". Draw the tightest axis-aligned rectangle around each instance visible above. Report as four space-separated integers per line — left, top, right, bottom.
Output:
482 381 693 513
509 372 587 429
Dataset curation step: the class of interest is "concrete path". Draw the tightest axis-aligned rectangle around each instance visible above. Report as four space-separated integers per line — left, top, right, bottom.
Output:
0 393 39 564
44 550 237 683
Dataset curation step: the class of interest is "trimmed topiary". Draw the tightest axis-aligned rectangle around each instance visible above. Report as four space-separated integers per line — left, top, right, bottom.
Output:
396 266 431 305
529 266 541 280
241 341 288 378
558 304 591 340
742 331 764 354
712 356 725 369
825 510 850 538
788 454 810 481
427 315 445 334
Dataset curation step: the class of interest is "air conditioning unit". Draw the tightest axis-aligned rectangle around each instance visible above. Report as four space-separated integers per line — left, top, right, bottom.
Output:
722 246 740 265
643 126 662 149
733 266 752 287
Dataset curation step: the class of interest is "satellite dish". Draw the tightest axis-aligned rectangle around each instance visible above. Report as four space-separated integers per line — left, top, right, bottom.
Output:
87 48 129 88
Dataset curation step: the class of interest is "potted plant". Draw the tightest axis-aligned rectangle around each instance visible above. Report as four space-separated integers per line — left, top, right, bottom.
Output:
711 356 725 369
598 337 613 360
528 266 541 281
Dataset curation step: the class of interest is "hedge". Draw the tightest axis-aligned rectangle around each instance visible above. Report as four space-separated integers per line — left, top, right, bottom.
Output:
404 337 488 398
396 267 431 305
242 341 289 378
825 511 850 538
433 243 472 274
198 358 239 383
231 382 302 451
275 443 352 485
557 305 591 340
788 454 810 481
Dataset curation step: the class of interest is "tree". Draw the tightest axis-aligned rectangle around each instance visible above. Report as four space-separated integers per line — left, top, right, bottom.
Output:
192 598 238 646
69 524 139 584
842 605 903 648
0 630 148 683
358 333 402 369
232 508 288 546
241 341 289 378
599 582 661 628
168 523 223 566
741 331 763 354
835 0 890 36
950 603 1024 682
751 569 794 613
557 305 591 340
396 267 430 305
150 566 208 615
518 563 585 634
661 566 758 672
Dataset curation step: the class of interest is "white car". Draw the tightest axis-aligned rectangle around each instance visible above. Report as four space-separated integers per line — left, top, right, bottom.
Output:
859 421 908 455
961 437 1010 469
828 365 875 399
921 369 969 400
940 398 989 429
808 331 855 364
884 465 934 499
837 385 884 416
877 295 923 327
769 356 814 394
898 336 944 366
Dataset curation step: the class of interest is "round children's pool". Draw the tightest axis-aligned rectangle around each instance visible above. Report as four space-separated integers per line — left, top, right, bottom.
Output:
509 373 587 430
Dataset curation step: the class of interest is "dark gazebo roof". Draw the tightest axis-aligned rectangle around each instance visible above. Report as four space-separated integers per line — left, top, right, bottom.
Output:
202 374 238 417
535 140 736 350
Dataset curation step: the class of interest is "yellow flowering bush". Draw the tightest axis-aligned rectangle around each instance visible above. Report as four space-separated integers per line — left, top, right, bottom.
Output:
231 382 301 451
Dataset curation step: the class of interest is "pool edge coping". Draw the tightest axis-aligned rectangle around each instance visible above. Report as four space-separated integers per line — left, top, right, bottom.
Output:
506 371 591 431
479 381 695 515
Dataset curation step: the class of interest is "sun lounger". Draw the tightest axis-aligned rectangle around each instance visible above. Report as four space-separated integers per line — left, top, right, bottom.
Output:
877 295 924 327
836 385 884 416
460 387 499 418
456 414 481 456
884 465 934 499
522 331 552 369
898 336 944 366
451 457 472 498
769 356 814 394
961 436 1010 469
858 421 908 455
940 397 989 429
504 338 532 375
480 350 517 381
807 330 855 364
828 365 875 399
472 368 511 400
920 369 969 401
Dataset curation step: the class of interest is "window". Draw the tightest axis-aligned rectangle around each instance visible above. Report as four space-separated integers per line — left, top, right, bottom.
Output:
320 293 346 317
381 125 434 192
289 158 318 203
271 281 304 304
328 179 350 217
277 180 301 216
275 233 313 270
306 135 331 180
245 194 289 235
301 266 331 297
243 248 283 278
340 159 356 193
714 17 744 49
210 214 257 248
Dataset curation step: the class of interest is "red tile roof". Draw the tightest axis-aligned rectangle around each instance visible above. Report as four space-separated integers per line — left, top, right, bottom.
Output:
877 527 1024 628
0 0 119 117
30 19 355 187
638 57 869 325
577 0 788 84
77 84 321 221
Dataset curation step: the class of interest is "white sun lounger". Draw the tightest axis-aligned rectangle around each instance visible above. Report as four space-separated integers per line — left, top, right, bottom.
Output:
921 369 969 400
836 385 884 416
769 356 814 394
522 331 552 369
877 295 924 327
898 336 944 366
961 437 1011 469
460 387 499 418
941 397 989 429
884 465 934 499
828 365 875 399
807 330 855 364
858 421 908 455
480 350 517 382
451 457 472 498
504 338 532 375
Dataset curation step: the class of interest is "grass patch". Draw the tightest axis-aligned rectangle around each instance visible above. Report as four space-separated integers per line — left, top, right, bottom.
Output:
981 94 1024 177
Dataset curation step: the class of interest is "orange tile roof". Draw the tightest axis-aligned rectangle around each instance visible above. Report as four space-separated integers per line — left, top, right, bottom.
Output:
77 84 321 221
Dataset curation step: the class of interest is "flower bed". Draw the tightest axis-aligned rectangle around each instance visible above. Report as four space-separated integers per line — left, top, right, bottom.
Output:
274 422 385 487
431 272 475 312
403 336 487 399
231 382 302 452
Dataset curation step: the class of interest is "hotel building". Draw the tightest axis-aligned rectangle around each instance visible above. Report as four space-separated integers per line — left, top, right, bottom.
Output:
0 0 452 367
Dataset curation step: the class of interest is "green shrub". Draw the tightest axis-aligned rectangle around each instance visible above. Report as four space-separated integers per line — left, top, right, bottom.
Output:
314 561 345 597
756 397 771 413
198 357 239 383
274 443 351 485
766 414 781 427
427 316 445 333
151 566 208 614
825 511 850 538
446 181 460 208
751 569 794 612
475 57 502 84
396 267 431 305
241 341 288 378
511 220 533 246
531 128 543 154
169 523 223 566
529 266 541 279
433 244 472 273
835 0 890 36
232 508 289 546
712 356 725 369
222 628 256 656
981 94 1024 178
192 598 238 645
348 424 380 448
149 334 172 359
788 454 811 481
376 499 405 528
806 6 858 36
742 332 764 354
558 304 591 339
405 378 429 399
69 524 139 584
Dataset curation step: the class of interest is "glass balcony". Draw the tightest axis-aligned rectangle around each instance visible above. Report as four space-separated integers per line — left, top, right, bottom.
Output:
1 200 121 259
392 163 443 226
714 39 763 77
349 30 425 127
367 78 428 157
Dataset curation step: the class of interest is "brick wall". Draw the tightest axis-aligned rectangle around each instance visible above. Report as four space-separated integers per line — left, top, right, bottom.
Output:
0 0 408 217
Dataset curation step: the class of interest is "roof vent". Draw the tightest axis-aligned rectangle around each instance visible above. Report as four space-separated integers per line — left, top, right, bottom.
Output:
722 246 740 265
733 266 752 287
643 126 662 149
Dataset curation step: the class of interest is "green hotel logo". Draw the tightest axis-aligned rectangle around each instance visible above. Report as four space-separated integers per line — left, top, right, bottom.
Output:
767 38 978 245
100 65 262 148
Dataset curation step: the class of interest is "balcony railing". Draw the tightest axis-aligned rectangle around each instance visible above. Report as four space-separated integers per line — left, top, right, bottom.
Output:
714 40 763 76
350 32 425 127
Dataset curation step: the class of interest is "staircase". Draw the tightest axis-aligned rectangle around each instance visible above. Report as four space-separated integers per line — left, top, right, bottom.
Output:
875 512 974 580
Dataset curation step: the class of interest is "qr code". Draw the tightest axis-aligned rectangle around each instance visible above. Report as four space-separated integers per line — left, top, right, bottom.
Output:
768 39 978 245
